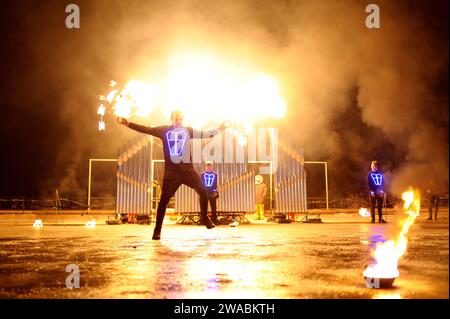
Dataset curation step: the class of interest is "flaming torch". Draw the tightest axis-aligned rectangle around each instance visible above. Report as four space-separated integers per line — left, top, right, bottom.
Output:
96 80 160 130
363 188 421 288
97 104 106 131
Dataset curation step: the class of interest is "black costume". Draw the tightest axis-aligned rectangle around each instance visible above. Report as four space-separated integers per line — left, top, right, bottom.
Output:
427 190 439 221
201 171 219 223
367 169 385 223
126 122 221 239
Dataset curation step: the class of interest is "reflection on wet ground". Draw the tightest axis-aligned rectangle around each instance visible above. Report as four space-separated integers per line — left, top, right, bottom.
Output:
0 215 447 298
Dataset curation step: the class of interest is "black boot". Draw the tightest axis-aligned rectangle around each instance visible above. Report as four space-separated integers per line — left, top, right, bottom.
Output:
211 213 220 225
371 213 375 223
152 232 161 240
203 216 215 229
152 227 161 240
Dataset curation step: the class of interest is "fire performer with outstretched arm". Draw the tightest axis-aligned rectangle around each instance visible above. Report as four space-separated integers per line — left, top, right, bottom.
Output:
117 111 227 240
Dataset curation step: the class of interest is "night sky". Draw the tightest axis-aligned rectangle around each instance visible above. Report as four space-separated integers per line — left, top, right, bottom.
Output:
0 0 448 199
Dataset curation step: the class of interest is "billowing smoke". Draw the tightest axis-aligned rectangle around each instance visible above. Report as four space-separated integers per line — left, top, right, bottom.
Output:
2 0 447 199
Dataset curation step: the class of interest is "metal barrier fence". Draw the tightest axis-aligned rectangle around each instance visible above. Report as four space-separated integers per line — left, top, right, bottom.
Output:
116 136 152 215
116 129 308 216
0 197 115 210
275 138 307 212
174 163 256 213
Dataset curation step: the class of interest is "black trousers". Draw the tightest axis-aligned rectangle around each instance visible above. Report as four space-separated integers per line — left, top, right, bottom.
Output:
428 195 439 219
207 192 217 216
154 167 208 233
370 195 384 221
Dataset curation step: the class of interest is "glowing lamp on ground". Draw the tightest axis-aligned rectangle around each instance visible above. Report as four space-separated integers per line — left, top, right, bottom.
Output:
33 219 43 228
359 208 371 217
86 219 96 228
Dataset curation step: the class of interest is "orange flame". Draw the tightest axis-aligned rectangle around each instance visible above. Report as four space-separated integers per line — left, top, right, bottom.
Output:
103 80 160 119
363 188 420 279
98 51 287 130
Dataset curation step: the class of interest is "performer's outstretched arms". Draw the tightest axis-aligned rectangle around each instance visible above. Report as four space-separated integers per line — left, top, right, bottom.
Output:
117 117 162 137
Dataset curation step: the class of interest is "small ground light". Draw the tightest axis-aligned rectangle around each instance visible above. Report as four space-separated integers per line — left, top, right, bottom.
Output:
86 219 96 228
359 208 371 217
33 219 43 228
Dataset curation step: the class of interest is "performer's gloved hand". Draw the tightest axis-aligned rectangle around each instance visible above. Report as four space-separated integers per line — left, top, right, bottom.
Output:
380 190 384 196
117 117 129 126
370 191 375 197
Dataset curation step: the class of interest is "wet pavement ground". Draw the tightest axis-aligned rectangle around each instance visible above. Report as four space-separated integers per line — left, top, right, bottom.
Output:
0 212 448 299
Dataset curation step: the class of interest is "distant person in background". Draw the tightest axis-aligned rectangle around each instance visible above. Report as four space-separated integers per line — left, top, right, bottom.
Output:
201 161 220 225
426 180 439 221
367 160 386 224
254 175 267 220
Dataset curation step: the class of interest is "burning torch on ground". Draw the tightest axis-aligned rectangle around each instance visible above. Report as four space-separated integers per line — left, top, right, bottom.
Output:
363 188 421 288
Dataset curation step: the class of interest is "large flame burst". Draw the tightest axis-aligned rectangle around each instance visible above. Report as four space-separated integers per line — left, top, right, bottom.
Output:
363 188 421 279
96 51 287 135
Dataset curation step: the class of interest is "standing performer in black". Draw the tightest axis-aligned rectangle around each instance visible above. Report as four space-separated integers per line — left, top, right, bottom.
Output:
117 111 226 240
367 160 387 224
425 180 440 221
201 161 220 225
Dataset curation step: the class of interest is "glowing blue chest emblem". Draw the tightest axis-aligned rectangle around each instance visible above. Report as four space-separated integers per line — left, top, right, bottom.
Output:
371 173 383 186
204 173 215 187
166 129 188 156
